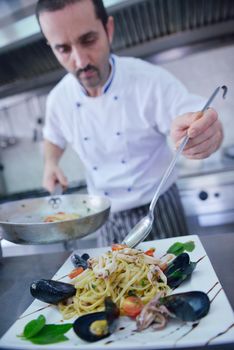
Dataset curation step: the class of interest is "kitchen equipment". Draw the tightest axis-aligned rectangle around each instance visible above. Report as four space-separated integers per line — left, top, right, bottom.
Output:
122 85 228 248
178 168 234 236
0 194 111 244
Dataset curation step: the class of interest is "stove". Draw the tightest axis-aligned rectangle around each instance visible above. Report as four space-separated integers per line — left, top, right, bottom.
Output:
177 150 234 236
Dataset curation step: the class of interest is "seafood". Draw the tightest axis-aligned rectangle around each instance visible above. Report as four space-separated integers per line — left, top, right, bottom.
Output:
164 253 196 288
162 291 210 322
73 297 120 342
30 279 76 305
71 253 89 269
137 291 210 331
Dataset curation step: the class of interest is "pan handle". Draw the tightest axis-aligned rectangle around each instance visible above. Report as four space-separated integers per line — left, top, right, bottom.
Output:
48 183 63 209
48 197 62 209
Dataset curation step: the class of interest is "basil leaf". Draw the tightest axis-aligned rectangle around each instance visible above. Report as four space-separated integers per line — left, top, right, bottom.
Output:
23 315 46 339
37 324 73 336
30 334 68 345
21 315 73 345
167 241 195 255
26 324 72 345
184 241 195 252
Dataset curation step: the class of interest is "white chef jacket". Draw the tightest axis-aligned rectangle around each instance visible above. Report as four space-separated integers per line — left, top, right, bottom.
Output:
43 55 204 212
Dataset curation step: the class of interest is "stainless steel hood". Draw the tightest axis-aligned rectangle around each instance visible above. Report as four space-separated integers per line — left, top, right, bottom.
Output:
0 0 234 98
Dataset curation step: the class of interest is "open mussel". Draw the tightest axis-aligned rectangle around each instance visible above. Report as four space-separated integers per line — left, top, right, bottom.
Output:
30 279 76 304
71 253 89 269
162 291 210 322
73 297 120 342
164 253 196 288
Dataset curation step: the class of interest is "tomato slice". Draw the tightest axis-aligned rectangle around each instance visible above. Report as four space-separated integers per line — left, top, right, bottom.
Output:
121 296 143 318
111 243 128 251
145 248 155 256
68 267 84 279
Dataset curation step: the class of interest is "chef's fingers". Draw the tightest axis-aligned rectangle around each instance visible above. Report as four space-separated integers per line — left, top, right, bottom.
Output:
182 120 223 159
180 119 219 150
171 111 202 143
187 108 218 138
55 169 68 191
182 134 218 159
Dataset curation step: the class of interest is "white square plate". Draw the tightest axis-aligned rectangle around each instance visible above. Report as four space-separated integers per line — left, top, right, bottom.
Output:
1 235 234 349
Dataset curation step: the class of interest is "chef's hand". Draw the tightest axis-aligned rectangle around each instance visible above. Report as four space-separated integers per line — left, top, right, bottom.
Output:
43 164 68 194
170 108 223 159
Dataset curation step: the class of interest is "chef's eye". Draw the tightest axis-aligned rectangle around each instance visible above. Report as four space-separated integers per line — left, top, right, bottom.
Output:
83 38 96 45
81 33 98 46
56 45 71 54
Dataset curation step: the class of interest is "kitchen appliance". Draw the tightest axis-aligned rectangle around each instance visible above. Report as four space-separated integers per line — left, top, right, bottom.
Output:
178 168 234 235
0 193 110 244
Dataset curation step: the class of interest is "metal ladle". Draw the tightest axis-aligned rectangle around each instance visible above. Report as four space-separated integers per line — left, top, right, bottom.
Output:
122 85 228 248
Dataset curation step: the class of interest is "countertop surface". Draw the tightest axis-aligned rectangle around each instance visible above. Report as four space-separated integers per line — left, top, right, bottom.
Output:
0 233 234 350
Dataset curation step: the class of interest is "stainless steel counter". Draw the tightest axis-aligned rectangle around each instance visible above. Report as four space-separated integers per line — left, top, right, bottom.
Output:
0 233 234 350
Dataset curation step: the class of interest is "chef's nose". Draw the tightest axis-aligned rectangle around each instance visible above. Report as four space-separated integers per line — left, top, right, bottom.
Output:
72 46 89 70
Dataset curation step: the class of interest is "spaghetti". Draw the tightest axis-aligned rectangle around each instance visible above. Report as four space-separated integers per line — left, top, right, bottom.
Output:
59 247 172 319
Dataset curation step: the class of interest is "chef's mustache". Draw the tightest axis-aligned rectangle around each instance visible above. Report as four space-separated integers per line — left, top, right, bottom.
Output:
76 65 98 78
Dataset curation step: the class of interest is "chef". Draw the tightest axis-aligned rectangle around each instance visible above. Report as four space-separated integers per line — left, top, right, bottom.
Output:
36 0 223 246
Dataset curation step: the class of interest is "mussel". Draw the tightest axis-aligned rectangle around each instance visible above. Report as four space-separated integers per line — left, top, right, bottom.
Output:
73 297 120 342
164 253 196 288
30 279 76 304
162 291 210 322
136 291 210 331
71 253 89 269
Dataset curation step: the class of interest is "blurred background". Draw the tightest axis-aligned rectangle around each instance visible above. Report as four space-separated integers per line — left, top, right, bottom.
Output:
0 0 233 255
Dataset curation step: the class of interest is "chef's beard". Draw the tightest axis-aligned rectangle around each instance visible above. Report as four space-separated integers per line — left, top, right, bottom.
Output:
75 64 101 88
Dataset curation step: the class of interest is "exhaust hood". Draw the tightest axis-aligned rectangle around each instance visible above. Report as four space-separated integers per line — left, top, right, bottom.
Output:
0 0 233 98
0 0 126 51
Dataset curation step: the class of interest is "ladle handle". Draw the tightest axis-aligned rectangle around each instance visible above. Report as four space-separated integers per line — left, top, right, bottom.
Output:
149 85 227 216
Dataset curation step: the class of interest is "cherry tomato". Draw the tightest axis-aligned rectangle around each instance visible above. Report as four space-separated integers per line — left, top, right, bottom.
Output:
145 248 155 256
122 296 143 318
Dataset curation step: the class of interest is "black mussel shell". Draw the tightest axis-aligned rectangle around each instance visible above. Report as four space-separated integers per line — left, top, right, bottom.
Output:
73 297 119 342
164 253 196 288
81 253 90 261
71 253 89 269
30 279 76 304
162 291 210 322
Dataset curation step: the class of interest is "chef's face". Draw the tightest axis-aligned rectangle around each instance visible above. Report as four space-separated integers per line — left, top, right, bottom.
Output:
39 0 114 96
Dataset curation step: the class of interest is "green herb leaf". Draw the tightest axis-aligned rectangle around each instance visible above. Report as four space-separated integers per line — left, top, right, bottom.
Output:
141 279 146 287
37 324 73 336
23 315 46 339
20 315 73 345
30 334 68 345
167 241 195 255
184 241 195 252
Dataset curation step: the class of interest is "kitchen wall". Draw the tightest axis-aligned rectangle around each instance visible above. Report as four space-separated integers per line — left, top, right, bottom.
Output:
0 43 233 195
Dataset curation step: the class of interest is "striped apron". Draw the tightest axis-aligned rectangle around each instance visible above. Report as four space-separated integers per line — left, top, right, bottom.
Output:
97 183 189 247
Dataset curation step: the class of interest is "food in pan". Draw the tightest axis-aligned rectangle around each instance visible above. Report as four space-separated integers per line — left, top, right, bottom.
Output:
43 211 81 222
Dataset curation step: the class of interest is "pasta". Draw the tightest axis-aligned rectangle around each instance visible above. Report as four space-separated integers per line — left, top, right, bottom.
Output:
59 247 172 319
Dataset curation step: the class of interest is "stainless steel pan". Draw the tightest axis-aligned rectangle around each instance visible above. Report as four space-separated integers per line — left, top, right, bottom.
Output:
0 194 111 244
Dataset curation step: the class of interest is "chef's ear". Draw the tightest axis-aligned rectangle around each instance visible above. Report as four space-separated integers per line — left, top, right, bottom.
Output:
106 16 114 44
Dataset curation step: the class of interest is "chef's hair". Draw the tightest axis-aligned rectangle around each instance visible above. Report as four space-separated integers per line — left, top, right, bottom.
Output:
36 0 108 29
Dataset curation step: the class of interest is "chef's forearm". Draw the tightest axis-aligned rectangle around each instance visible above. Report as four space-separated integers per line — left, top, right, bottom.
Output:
43 139 64 166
